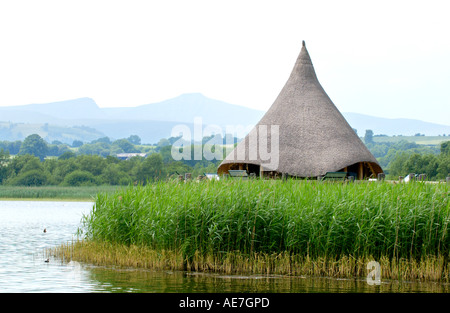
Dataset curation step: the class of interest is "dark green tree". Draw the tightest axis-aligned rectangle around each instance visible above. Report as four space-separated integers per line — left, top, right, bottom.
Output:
91 137 111 144
127 135 141 145
72 140 83 148
0 140 22 154
0 149 10 184
20 156 43 173
113 139 138 153
9 170 49 186
136 153 165 183
52 158 80 184
437 154 450 179
100 163 131 185
7 154 41 176
364 129 374 144
62 170 98 186
78 142 110 157
58 151 76 160
77 155 107 176
441 141 450 155
19 134 48 161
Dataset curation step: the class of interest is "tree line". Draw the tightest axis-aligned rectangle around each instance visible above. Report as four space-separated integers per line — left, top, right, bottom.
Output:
383 142 449 180
363 130 449 180
0 132 449 186
0 134 221 186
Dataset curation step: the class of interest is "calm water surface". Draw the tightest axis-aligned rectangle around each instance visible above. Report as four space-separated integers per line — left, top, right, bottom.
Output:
0 200 448 293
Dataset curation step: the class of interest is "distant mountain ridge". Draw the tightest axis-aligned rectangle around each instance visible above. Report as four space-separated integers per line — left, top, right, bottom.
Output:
0 94 264 125
0 93 449 144
0 94 266 143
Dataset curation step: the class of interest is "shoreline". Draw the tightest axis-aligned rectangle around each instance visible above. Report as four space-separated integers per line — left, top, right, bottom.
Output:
0 185 121 202
0 197 95 202
49 240 450 282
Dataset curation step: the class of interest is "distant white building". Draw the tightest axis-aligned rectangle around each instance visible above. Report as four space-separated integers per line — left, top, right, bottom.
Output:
116 153 147 160
205 173 220 181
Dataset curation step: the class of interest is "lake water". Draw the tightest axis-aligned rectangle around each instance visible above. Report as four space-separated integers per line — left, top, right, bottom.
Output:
0 200 448 293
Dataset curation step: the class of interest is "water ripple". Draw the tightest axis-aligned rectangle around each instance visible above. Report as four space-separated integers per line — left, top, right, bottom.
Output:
0 201 94 293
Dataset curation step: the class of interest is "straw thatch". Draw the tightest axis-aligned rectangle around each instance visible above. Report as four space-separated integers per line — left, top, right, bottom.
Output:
218 41 382 179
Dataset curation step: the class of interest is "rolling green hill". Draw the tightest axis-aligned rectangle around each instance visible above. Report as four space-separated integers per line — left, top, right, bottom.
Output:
0 121 105 144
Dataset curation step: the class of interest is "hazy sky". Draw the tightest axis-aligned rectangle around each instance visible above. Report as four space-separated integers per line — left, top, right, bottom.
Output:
0 0 449 125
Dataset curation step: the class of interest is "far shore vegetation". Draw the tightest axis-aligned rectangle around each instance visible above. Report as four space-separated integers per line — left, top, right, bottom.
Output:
49 179 450 282
0 185 120 201
0 132 449 195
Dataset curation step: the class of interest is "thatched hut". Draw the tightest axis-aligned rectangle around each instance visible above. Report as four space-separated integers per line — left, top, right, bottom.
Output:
218 41 383 180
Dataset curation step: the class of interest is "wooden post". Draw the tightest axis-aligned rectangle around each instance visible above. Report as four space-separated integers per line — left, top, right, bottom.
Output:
367 163 376 178
377 173 385 181
358 162 364 180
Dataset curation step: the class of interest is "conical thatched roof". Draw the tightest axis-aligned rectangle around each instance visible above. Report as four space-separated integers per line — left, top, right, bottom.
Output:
218 41 382 178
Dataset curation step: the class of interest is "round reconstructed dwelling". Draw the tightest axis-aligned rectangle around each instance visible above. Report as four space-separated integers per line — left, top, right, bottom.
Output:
218 41 383 179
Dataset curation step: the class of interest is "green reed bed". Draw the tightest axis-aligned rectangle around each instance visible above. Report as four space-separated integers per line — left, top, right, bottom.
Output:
57 179 450 281
0 185 121 200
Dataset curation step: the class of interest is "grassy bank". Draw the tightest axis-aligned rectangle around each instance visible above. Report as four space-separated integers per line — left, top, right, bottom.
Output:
52 179 450 281
0 185 121 201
